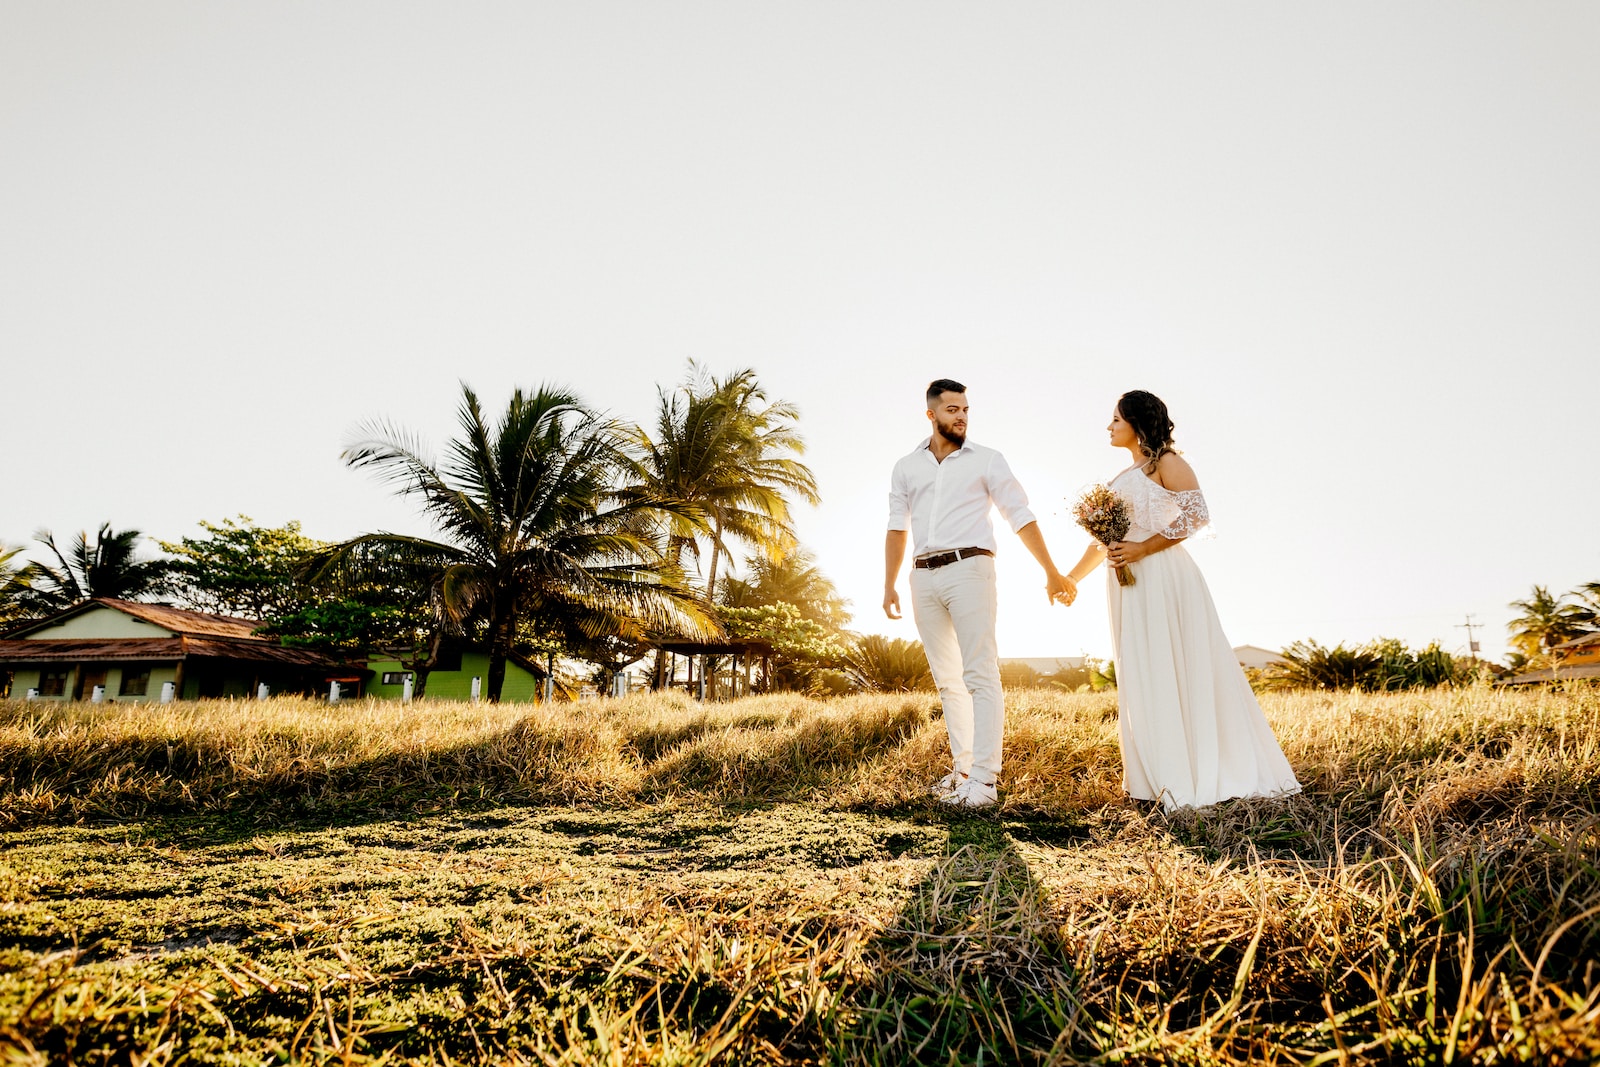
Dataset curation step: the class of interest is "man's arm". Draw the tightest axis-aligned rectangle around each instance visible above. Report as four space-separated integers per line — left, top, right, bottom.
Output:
985 453 1071 605
1016 522 1075 606
883 529 909 618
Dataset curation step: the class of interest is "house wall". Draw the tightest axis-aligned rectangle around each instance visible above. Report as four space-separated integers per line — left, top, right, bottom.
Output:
366 651 541 702
7 664 180 702
21 608 173 640
1234 646 1287 671
181 670 256 700
1563 644 1600 666
9 668 43 696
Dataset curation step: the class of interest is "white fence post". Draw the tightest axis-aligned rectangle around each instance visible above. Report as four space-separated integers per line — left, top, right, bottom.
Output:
257 683 269 700
25 688 38 701
329 680 341 703
402 674 414 703
160 681 174 704
91 685 105 703
470 676 481 704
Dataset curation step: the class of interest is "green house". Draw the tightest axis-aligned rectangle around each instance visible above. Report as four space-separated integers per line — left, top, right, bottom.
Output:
365 643 547 702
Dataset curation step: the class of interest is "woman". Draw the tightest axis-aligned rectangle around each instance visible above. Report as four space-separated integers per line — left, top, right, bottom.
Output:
1059 390 1300 811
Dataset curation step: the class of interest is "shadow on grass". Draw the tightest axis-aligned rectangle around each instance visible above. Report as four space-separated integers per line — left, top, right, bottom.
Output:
833 809 1093 1066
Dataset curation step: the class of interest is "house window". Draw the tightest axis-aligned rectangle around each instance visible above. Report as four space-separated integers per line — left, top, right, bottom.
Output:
120 666 152 696
382 671 413 686
39 670 69 697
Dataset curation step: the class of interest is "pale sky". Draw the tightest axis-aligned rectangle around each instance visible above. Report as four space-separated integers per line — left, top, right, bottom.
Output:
3 3 1597 662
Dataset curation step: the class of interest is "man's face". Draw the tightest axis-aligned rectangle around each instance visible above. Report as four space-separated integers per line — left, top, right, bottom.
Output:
927 391 968 447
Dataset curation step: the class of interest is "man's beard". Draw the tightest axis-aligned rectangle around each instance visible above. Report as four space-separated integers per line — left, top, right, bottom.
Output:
935 421 966 448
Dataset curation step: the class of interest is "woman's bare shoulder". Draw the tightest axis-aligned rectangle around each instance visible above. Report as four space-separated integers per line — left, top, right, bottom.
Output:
1154 451 1199 491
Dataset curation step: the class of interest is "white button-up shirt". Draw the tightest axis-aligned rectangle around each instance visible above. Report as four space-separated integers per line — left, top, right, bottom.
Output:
886 438 1038 557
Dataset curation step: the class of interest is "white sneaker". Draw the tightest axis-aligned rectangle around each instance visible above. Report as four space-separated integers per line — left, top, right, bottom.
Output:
929 770 964 797
939 777 998 809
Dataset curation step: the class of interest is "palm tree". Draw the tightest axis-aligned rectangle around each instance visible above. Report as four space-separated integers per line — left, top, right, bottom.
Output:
625 363 819 602
843 635 934 693
718 547 850 629
1570 581 1600 632
1257 639 1383 691
22 524 169 613
1507 585 1589 660
327 383 714 701
0 544 36 627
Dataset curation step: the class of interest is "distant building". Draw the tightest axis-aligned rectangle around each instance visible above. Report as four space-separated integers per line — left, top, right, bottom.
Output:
1234 645 1288 671
0 598 548 702
1554 632 1600 667
999 656 1087 675
0 598 360 701
366 642 546 702
1503 631 1600 685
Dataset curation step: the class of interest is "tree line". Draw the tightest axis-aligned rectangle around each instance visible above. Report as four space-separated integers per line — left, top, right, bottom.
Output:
8 367 1593 700
0 366 914 700
1240 581 1600 692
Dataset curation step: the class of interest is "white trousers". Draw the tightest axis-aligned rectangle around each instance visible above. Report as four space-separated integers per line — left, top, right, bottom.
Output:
910 554 1003 782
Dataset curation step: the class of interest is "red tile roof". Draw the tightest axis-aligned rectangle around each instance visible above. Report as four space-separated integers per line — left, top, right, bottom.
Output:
88 598 268 640
2 598 269 641
0 636 352 668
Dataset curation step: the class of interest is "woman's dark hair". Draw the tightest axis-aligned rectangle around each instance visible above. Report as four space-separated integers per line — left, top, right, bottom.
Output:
1117 390 1177 471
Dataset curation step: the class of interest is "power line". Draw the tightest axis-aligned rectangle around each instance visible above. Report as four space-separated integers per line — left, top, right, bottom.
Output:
1456 614 1482 661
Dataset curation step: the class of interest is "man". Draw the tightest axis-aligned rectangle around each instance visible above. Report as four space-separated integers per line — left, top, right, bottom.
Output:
884 379 1075 808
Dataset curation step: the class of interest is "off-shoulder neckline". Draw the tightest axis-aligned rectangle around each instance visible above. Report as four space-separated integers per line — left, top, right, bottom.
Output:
1113 464 1168 490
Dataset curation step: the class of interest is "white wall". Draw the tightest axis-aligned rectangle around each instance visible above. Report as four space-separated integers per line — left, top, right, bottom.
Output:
22 606 172 639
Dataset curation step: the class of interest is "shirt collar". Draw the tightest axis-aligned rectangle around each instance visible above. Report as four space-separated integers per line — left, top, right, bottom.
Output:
918 436 971 460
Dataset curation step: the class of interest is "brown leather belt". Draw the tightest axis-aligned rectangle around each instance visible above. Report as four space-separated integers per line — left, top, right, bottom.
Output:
914 547 993 570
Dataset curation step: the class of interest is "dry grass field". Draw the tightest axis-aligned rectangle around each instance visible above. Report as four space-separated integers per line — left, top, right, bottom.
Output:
1 685 1598 1064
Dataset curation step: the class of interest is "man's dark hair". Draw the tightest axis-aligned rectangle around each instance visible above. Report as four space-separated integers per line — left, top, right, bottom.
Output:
926 378 966 406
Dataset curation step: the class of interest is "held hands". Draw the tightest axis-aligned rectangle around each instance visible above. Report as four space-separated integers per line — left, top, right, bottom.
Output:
1047 571 1077 607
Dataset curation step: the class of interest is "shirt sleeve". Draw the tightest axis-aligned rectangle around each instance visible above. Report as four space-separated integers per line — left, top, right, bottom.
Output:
986 452 1037 533
886 460 911 531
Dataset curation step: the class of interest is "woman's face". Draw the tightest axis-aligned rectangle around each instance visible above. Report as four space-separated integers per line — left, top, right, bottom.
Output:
1108 407 1138 449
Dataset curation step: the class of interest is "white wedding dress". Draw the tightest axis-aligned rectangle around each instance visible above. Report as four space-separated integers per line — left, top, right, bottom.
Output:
1106 465 1300 811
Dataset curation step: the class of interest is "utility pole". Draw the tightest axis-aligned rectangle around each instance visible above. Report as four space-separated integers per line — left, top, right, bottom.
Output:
1456 614 1482 663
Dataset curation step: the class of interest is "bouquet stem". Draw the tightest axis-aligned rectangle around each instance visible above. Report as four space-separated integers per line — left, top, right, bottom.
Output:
1114 563 1135 587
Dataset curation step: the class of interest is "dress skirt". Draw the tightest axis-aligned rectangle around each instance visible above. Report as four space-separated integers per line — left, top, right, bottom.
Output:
1107 543 1301 811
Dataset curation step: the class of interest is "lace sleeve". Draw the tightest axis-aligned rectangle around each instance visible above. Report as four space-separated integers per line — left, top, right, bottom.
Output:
1158 489 1210 539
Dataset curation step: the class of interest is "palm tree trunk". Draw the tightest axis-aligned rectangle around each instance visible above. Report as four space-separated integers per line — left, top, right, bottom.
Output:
705 516 725 602
412 628 443 698
486 611 512 703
